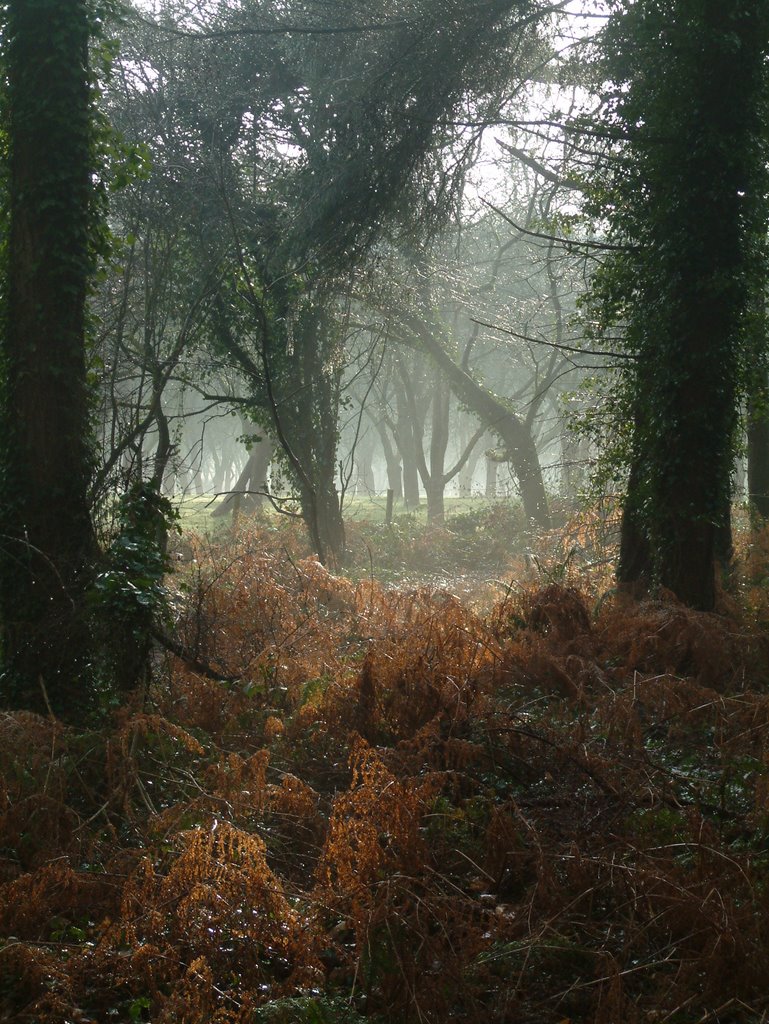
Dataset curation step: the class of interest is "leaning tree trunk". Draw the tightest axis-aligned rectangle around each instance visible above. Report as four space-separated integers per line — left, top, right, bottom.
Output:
412 322 550 529
0 0 96 719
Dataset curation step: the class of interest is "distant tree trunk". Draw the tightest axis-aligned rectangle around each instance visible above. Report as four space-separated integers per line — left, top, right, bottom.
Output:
457 422 485 497
425 377 450 523
0 0 96 719
485 457 498 500
212 436 276 518
395 384 422 508
560 420 588 500
374 419 403 499
222 451 235 493
354 430 377 496
401 447 421 508
210 445 224 493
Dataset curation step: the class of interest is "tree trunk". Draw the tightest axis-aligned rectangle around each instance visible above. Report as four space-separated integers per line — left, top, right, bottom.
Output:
617 446 653 593
212 436 276 517
315 484 347 568
457 423 485 497
210 445 225 493
560 422 588 500
606 0 767 610
426 377 450 523
0 0 96 718
747 285 769 523
748 390 769 522
152 404 173 496
395 385 421 508
485 457 498 500
353 430 377 496
412 321 550 528
374 419 403 499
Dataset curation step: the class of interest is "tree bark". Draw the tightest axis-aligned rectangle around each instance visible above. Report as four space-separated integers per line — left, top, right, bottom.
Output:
748 390 769 523
0 0 96 718
607 0 768 610
747 293 769 523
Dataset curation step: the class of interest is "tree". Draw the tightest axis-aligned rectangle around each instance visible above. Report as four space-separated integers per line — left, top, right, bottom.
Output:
0 0 98 717
96 0 568 566
585 0 769 610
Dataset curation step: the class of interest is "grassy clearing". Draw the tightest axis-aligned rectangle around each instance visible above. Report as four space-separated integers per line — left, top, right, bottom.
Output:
176 493 518 533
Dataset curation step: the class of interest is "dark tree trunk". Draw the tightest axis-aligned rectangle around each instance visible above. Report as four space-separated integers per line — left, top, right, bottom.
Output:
0 0 96 718
747 288 769 523
152 404 173 495
395 385 421 508
314 484 347 567
609 0 767 610
617 447 653 593
425 483 445 523
748 392 769 522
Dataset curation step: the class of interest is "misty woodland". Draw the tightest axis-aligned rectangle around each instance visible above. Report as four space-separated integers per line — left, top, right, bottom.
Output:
2 1 769 1021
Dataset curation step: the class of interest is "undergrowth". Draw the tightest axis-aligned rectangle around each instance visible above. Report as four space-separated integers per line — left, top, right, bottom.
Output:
3 509 769 1021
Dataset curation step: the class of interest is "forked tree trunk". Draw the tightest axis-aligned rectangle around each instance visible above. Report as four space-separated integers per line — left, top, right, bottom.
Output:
212 437 276 518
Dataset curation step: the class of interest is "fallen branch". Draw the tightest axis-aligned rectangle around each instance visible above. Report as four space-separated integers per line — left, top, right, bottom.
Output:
151 628 242 683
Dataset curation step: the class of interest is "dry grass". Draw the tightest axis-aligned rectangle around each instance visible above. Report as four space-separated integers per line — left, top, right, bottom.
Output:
2 511 769 1022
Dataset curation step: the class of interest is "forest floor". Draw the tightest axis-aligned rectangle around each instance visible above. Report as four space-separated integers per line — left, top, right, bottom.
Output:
3 501 769 1023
